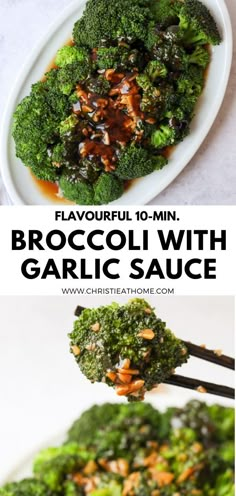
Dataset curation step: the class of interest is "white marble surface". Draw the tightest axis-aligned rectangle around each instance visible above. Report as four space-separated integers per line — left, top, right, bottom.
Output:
0 0 235 205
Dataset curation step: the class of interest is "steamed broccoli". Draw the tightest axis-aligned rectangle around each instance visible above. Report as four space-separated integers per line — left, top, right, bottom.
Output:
115 146 167 180
95 46 139 71
55 46 89 67
69 298 189 401
67 402 174 460
13 0 221 205
57 61 91 95
33 443 92 492
94 174 124 205
145 60 168 80
12 80 69 174
73 0 153 48
188 45 210 68
0 401 234 495
177 0 222 46
86 76 111 96
151 0 182 28
177 65 204 96
151 123 187 148
0 479 51 496
59 175 94 205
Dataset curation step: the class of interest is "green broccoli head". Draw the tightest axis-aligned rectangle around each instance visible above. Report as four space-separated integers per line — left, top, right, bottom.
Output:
171 400 235 447
33 443 92 492
86 76 111 96
95 46 140 71
55 45 89 67
115 146 167 180
145 60 168 80
214 469 235 496
177 65 204 97
57 61 91 95
67 402 174 460
177 0 222 46
73 0 153 48
69 298 189 401
188 45 210 68
59 174 94 204
90 483 122 496
93 174 124 205
12 80 69 173
151 123 187 148
0 479 50 496
150 0 182 28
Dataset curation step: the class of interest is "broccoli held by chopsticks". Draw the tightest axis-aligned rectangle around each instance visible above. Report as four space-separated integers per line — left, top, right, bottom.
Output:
69 299 189 401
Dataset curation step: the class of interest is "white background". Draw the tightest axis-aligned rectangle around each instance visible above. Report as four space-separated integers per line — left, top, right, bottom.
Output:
0 295 234 481
0 0 236 205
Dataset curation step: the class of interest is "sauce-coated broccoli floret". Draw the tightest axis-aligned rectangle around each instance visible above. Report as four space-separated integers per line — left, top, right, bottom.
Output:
69 299 189 401
0 402 234 495
67 402 174 460
33 443 92 492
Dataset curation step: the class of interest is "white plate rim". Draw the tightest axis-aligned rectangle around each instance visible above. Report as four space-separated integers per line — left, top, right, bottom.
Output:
0 0 233 206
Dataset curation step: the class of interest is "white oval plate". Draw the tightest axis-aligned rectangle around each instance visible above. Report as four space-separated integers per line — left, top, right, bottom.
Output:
0 0 233 205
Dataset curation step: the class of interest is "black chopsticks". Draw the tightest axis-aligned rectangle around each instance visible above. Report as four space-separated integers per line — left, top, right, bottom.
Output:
182 340 235 370
164 375 235 399
74 305 235 399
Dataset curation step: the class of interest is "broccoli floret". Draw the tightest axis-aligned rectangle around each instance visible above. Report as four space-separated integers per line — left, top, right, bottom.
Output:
93 174 124 205
177 66 204 97
69 298 189 401
214 469 235 496
30 164 59 182
12 80 69 174
96 46 141 71
208 404 235 442
115 146 167 180
90 483 122 496
86 75 111 96
0 479 51 496
33 443 92 492
55 45 89 67
145 60 168 80
177 0 222 46
73 0 153 48
153 41 188 71
151 0 182 28
188 45 210 68
57 61 91 95
151 123 188 148
172 401 235 447
59 115 79 137
67 402 174 460
59 174 94 204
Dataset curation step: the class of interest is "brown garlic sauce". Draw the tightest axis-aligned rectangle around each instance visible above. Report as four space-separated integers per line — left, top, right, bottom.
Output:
33 39 173 202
